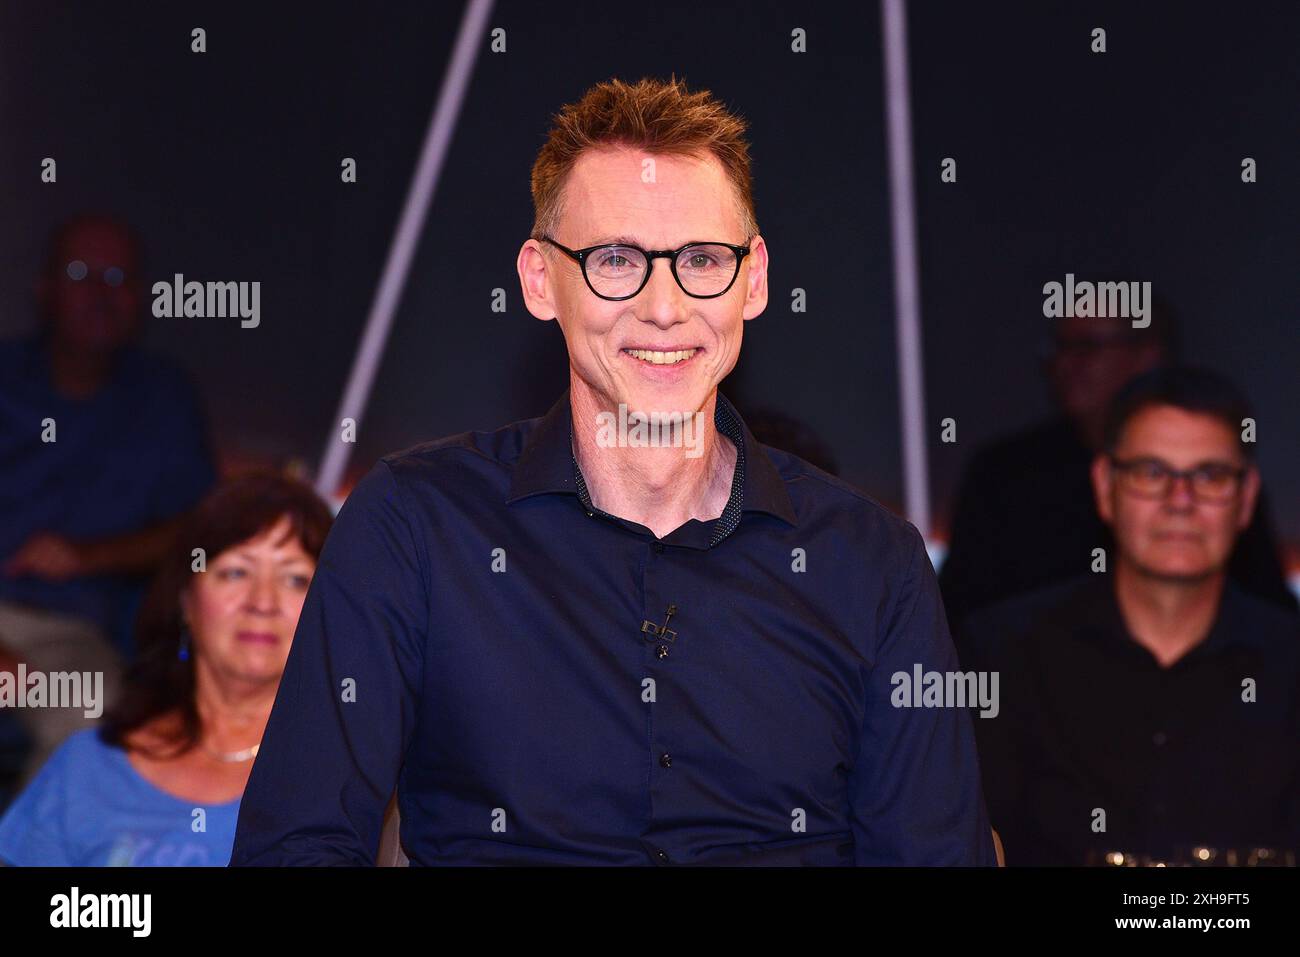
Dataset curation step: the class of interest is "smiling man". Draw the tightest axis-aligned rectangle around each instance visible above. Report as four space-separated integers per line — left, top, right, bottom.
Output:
964 366 1300 865
230 76 997 866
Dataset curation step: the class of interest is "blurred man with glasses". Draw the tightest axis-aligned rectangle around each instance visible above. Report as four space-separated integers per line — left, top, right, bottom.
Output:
0 215 216 793
940 301 1296 633
962 366 1300 865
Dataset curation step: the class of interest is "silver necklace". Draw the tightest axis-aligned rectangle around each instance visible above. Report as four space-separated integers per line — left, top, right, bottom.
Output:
202 741 260 763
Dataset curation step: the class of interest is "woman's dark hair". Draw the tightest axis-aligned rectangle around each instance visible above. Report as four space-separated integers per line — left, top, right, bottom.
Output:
99 470 334 757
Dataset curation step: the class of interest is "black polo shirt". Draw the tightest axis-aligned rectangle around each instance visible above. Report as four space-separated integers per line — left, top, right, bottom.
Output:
960 574 1300 866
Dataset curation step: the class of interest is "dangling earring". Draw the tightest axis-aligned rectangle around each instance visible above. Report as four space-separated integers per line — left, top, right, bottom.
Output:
178 623 191 662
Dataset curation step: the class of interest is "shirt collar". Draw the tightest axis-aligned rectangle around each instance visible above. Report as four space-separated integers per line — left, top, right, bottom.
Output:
507 389 798 543
1074 574 1251 659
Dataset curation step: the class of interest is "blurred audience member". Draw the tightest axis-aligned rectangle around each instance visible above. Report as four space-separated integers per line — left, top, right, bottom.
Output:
940 298 1295 630
963 367 1300 866
0 215 217 782
0 472 332 865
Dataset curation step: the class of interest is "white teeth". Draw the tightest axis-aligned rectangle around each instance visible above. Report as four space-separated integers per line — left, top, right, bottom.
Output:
624 348 698 365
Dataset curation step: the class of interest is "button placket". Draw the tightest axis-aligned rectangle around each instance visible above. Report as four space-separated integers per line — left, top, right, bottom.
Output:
643 544 680 839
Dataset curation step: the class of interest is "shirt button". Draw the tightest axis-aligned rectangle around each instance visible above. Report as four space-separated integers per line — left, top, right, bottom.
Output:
656 849 671 864
1152 731 1167 746
659 752 672 768
652 541 664 553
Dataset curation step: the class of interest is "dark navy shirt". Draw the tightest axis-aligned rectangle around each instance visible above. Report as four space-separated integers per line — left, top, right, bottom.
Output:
0 333 216 653
231 390 997 866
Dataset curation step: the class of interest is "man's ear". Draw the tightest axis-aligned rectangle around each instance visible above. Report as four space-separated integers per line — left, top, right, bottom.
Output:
1236 464 1261 530
741 234 768 321
1090 453 1115 523
517 240 559 322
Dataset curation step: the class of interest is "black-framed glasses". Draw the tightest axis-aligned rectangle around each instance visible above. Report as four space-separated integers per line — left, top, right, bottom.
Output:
1109 456 1247 503
538 236 751 300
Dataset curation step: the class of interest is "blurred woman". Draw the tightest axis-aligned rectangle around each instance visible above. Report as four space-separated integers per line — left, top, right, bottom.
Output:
0 471 332 865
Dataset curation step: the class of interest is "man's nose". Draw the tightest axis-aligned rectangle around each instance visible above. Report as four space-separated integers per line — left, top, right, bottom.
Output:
1163 474 1197 509
639 259 689 328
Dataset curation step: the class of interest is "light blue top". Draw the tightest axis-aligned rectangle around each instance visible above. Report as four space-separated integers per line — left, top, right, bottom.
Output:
0 728 240 866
